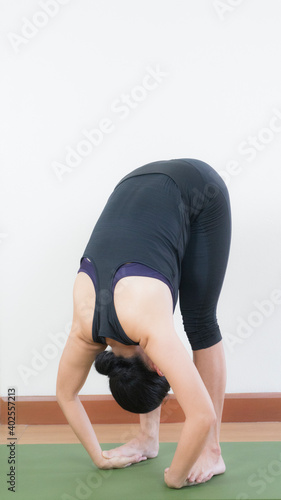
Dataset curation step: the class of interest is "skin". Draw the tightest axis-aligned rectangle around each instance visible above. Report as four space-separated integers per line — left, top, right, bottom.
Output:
56 270 226 488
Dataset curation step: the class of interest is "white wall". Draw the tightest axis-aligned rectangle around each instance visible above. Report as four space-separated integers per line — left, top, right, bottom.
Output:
1 0 281 397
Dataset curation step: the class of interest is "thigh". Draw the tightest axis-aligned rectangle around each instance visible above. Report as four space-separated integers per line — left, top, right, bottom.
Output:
179 185 231 350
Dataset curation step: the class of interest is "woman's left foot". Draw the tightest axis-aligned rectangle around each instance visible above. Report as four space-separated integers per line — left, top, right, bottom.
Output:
102 435 159 460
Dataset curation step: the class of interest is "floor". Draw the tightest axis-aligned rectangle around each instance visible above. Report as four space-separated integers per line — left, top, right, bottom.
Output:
1 422 280 444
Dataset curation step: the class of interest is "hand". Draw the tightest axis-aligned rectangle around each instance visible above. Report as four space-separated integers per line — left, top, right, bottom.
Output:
98 452 146 470
164 467 197 489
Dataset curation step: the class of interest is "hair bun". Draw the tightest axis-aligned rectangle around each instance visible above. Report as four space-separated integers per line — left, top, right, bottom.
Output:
95 350 117 376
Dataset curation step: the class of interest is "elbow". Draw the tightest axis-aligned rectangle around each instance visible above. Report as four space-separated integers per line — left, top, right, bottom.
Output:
56 389 64 406
56 380 74 404
56 391 69 405
56 383 63 403
56 386 68 405
56 388 77 405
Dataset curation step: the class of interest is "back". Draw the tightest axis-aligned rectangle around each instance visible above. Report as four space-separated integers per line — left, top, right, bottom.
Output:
81 173 187 345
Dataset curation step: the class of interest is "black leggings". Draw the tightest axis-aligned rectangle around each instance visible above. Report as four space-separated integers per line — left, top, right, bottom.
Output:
82 157 231 350
178 165 231 351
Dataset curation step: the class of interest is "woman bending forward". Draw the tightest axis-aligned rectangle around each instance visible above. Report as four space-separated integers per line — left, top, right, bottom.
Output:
56 158 231 489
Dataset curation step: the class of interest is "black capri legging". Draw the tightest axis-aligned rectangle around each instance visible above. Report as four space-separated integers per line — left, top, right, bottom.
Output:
178 164 231 351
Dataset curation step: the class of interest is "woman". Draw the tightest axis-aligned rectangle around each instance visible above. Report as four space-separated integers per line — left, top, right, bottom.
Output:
56 158 231 489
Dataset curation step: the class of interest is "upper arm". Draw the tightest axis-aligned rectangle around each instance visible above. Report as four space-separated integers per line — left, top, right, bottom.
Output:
115 276 215 419
56 332 106 401
114 276 214 417
143 330 215 419
71 271 96 340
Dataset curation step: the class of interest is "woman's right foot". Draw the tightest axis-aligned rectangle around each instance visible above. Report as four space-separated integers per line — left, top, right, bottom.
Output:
187 446 226 484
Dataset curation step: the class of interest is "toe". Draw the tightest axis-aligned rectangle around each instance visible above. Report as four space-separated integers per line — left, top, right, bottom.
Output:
204 472 213 483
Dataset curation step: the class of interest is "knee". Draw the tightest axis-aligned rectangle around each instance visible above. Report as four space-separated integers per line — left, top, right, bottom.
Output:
184 323 222 351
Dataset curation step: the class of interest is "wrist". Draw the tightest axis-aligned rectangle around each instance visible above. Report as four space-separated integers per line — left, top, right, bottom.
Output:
94 452 108 469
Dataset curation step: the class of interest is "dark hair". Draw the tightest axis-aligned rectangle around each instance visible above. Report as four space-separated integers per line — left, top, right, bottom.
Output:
95 350 170 413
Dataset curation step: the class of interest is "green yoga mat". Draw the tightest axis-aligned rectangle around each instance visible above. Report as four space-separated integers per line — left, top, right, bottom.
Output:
1 442 281 500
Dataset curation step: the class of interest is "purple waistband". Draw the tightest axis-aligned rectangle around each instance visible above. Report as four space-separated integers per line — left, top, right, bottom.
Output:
77 258 175 303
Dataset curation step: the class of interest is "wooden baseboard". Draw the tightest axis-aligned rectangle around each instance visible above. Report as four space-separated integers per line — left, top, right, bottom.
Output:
1 393 280 425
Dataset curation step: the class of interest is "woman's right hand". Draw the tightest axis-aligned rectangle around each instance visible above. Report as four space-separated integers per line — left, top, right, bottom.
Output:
98 453 146 470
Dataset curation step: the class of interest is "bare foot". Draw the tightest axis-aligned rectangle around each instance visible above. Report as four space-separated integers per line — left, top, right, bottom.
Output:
187 447 226 484
102 434 159 461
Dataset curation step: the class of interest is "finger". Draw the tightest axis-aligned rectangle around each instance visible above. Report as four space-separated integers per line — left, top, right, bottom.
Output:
164 468 169 473
122 455 147 466
123 456 146 465
122 458 147 468
129 454 147 464
115 454 143 467
103 448 136 459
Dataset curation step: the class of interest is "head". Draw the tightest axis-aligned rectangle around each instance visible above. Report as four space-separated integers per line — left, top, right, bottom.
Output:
95 349 170 413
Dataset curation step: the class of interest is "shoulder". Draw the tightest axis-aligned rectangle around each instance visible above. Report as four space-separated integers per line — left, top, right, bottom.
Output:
72 271 99 345
114 275 174 344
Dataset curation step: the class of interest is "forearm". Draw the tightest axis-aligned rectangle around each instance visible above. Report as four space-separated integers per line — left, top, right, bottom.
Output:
166 416 213 487
57 396 103 467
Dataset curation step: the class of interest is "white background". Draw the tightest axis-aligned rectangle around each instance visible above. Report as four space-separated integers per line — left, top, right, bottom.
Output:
0 0 281 397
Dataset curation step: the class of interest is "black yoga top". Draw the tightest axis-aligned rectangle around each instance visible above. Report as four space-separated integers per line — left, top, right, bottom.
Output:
79 158 223 345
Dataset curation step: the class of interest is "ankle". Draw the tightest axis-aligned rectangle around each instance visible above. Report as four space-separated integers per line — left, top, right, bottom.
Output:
137 430 158 443
205 423 221 455
204 433 221 456
208 443 221 456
